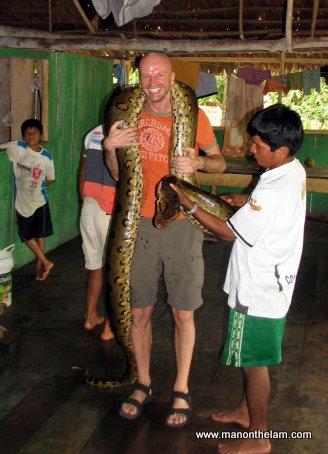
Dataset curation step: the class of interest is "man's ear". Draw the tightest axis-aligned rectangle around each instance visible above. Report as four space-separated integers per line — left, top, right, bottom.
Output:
277 145 290 157
171 72 175 85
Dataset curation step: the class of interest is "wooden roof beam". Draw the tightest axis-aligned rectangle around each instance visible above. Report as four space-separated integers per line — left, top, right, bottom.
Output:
1 25 328 53
239 0 244 40
71 0 95 33
285 0 294 52
311 0 320 38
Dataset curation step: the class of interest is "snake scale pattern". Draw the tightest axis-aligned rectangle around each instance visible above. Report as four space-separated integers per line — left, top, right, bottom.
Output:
74 81 234 388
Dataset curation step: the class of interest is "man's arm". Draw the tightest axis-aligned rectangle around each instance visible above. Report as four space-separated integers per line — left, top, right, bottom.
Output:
174 144 226 175
196 143 226 173
103 120 139 181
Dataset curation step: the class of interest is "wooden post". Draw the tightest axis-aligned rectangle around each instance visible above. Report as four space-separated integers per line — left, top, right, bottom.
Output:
278 52 286 103
285 0 294 52
311 0 320 38
48 0 52 32
239 0 244 40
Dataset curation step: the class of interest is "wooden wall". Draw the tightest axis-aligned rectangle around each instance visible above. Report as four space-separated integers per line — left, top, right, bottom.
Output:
0 48 113 268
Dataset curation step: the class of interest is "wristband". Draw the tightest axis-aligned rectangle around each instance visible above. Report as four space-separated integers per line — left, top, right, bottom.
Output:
185 202 198 216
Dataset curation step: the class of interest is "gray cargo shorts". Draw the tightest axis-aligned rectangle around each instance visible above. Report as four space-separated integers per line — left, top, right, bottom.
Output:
130 217 204 311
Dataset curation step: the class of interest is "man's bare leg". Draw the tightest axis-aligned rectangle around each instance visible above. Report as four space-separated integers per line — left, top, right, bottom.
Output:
120 305 154 417
26 238 54 281
218 367 271 454
166 309 195 426
84 268 114 340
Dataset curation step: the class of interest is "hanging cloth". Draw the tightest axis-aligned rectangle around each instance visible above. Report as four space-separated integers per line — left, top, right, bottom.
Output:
92 0 161 26
302 69 321 95
196 72 217 98
263 78 289 95
236 67 271 85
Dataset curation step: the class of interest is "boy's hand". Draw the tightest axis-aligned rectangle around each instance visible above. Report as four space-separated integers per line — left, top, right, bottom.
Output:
103 120 139 151
169 183 193 210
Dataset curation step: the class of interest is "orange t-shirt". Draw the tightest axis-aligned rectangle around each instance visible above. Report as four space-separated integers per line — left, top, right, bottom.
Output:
139 108 217 219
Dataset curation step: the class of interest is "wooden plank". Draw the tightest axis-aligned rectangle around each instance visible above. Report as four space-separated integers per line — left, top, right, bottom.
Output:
196 172 256 188
196 173 328 193
306 178 328 193
10 57 48 140
1 28 328 53
239 0 244 40
20 387 110 453
177 56 328 65
311 0 320 38
285 0 294 52
0 57 11 143
0 375 80 453
199 160 328 178
42 59 49 141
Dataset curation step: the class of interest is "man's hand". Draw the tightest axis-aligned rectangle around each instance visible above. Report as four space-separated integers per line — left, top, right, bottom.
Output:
103 120 139 151
173 147 202 174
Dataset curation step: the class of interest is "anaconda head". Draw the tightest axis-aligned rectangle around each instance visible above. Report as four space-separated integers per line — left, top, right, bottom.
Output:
154 176 181 228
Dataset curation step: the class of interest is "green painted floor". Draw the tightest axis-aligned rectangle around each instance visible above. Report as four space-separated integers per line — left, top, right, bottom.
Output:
0 220 327 453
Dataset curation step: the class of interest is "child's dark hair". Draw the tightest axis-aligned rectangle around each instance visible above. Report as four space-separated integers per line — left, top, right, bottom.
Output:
247 103 304 156
21 118 43 136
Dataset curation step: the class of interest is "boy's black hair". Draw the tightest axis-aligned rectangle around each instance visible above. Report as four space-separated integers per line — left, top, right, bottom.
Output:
247 103 304 156
21 118 43 136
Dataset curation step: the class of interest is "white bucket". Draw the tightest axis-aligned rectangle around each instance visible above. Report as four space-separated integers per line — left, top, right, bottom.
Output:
0 244 15 307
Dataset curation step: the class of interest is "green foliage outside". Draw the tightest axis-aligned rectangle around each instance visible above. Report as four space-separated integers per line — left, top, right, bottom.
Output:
198 73 328 130
264 78 328 130
197 73 227 105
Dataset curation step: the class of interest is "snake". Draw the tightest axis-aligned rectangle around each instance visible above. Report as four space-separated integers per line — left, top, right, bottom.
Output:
73 81 234 388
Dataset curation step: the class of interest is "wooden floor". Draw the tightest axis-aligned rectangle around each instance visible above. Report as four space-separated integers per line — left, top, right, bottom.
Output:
0 220 327 453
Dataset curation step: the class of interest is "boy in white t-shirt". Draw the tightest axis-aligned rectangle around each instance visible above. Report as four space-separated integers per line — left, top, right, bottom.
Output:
0 119 55 281
172 104 306 453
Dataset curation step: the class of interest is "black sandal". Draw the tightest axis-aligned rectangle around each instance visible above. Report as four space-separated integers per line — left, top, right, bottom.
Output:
119 382 152 420
165 391 192 429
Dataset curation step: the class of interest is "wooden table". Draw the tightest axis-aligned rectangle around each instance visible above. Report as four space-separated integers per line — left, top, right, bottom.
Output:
196 158 328 193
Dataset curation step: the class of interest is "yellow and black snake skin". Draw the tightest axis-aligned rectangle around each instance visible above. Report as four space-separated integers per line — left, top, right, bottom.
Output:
74 81 234 388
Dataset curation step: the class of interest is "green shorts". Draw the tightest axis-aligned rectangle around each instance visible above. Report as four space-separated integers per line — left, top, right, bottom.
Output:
130 217 204 311
220 308 286 367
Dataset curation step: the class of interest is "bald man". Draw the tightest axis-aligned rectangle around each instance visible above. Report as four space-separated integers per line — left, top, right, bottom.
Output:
104 52 226 428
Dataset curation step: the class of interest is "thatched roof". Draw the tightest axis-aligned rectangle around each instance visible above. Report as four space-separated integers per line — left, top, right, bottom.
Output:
1 1 328 71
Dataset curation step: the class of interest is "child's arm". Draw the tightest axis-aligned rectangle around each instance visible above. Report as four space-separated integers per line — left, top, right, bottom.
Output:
172 184 236 241
78 154 86 201
0 142 13 151
0 141 18 160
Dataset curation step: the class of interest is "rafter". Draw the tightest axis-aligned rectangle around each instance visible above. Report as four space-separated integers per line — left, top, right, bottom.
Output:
285 0 294 52
71 0 95 33
311 0 320 38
